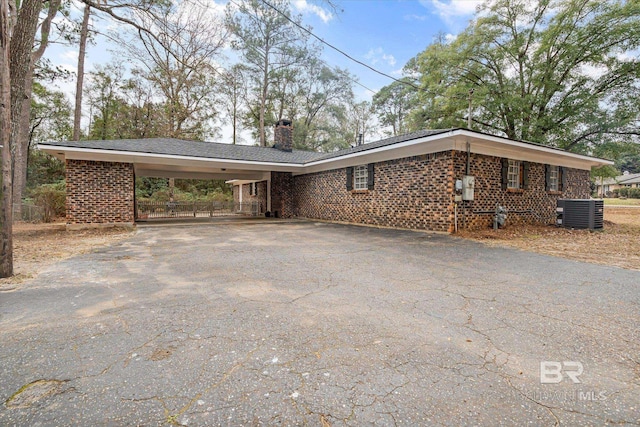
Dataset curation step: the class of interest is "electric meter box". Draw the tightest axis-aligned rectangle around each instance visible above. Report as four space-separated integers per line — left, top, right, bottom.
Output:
462 175 475 201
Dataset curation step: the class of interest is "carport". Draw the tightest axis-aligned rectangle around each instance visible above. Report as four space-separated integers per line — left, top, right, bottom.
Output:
39 122 312 228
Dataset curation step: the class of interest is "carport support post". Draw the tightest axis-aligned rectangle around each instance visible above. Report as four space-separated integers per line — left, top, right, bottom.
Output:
267 177 272 213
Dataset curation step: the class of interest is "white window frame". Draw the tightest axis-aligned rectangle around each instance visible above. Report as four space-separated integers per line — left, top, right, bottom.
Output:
507 160 521 189
354 165 368 190
548 165 559 192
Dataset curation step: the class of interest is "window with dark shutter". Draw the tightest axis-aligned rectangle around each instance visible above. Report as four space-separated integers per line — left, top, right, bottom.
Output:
501 158 509 190
522 162 530 189
254 182 258 197
545 164 551 191
346 167 353 191
367 163 375 190
560 167 567 192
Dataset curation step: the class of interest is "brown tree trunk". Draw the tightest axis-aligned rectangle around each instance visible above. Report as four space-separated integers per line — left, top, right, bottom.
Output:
11 71 33 216
11 0 60 218
73 4 90 141
1 0 14 278
8 0 41 220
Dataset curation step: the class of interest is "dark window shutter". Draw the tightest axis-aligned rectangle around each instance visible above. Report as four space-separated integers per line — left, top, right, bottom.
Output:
522 162 530 189
545 165 551 191
367 163 375 190
560 167 567 192
501 158 509 190
255 183 258 197
346 167 353 191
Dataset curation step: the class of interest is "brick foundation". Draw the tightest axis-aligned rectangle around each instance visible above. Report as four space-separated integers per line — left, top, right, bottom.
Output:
66 160 135 226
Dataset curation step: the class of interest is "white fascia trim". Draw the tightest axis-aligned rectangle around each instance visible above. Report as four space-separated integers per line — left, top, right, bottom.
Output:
225 177 268 185
38 145 305 170
304 130 456 167
455 129 614 165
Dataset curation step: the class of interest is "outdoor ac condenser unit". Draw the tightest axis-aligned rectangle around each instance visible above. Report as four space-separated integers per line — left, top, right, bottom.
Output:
556 199 604 230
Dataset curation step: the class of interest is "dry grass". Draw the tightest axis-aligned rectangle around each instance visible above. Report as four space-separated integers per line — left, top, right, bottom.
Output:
603 198 640 206
459 207 640 271
0 222 134 288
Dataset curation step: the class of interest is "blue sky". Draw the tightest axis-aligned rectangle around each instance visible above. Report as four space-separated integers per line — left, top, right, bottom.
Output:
277 0 482 99
44 0 483 138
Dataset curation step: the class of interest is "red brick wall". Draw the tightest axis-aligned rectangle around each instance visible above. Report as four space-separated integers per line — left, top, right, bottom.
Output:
271 172 294 218
66 160 135 225
293 152 455 232
292 151 591 232
451 152 591 230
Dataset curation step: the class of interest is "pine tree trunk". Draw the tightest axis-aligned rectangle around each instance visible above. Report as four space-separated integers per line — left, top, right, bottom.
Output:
0 0 14 278
11 71 34 217
73 4 90 141
9 0 41 220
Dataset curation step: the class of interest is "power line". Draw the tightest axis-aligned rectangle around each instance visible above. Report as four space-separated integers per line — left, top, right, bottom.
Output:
254 0 420 91
315 58 377 94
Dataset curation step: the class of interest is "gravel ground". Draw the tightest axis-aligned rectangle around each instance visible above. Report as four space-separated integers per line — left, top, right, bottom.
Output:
0 221 638 426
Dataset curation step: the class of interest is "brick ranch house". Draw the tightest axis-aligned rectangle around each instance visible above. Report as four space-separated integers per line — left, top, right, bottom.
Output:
40 122 611 232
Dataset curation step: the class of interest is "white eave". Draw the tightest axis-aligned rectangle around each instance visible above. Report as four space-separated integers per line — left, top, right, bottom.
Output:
39 129 613 179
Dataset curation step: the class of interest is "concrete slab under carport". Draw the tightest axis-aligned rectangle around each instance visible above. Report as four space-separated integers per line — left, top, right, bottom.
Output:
0 221 638 425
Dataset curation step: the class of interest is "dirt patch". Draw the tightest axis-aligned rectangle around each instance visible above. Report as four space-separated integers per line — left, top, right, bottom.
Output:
149 347 175 361
0 222 134 288
458 207 640 271
5 379 68 408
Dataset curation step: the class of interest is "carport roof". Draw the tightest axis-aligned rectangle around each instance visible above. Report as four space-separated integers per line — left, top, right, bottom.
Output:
42 137 326 164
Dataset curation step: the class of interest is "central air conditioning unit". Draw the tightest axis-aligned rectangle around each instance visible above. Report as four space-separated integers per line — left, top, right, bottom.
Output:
556 199 604 230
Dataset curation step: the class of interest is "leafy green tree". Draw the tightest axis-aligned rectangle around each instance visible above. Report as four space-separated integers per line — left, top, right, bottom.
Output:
407 0 640 153
86 64 125 140
616 153 640 174
29 82 72 147
373 77 415 136
227 0 312 146
290 60 354 150
26 150 64 190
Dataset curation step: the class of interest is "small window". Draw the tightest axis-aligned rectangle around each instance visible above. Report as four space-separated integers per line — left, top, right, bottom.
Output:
354 165 368 190
548 166 559 192
507 160 521 189
249 182 258 196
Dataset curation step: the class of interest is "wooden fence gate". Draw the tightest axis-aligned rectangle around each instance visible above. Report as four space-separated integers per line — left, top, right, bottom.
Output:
136 201 260 219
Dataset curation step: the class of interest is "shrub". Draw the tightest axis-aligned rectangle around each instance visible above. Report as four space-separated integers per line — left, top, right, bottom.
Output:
30 181 66 222
618 187 629 198
628 188 640 199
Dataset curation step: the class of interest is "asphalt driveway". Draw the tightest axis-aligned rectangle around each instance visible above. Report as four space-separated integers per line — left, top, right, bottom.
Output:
0 221 638 426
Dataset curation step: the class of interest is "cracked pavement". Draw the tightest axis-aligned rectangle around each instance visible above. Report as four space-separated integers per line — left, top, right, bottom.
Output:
0 221 639 426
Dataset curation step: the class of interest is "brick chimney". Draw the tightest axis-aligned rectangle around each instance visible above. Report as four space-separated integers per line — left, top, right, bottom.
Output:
274 119 293 152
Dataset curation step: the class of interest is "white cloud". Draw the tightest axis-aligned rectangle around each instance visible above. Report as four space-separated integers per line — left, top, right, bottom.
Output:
292 0 333 23
581 64 607 80
61 50 78 62
423 0 484 19
444 33 457 43
365 47 396 67
404 14 428 22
